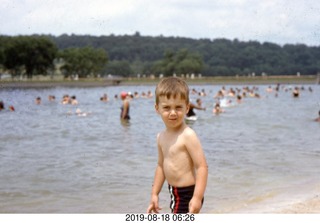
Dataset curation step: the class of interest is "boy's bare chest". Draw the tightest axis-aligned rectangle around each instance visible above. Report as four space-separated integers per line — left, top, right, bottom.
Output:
160 135 185 156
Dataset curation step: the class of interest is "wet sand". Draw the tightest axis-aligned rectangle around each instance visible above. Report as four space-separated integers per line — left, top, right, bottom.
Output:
277 195 320 214
230 185 320 214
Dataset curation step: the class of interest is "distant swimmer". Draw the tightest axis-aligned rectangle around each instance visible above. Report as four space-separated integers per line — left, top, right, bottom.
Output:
292 87 300 98
315 110 320 122
213 90 224 99
75 108 90 117
147 90 153 98
67 108 90 116
0 101 15 112
62 94 70 104
219 98 234 107
48 95 56 102
100 94 108 102
266 86 273 93
236 95 242 104
213 102 224 114
70 95 78 105
0 101 4 111
9 106 15 111
199 89 207 96
186 98 206 119
35 97 41 105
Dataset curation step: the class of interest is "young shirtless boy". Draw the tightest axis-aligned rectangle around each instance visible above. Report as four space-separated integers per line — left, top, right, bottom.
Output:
147 77 208 214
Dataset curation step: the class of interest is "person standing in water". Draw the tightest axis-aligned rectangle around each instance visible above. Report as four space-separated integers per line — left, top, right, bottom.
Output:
147 77 208 214
120 91 130 120
315 110 320 122
186 98 206 118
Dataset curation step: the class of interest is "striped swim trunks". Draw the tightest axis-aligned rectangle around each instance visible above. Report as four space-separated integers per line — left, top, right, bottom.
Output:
168 184 204 213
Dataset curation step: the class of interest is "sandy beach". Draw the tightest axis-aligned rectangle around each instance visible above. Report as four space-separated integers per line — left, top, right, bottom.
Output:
279 195 320 213
212 195 320 214
228 183 320 214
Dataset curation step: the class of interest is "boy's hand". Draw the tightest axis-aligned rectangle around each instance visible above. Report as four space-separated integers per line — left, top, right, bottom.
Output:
147 203 162 213
147 196 162 213
188 197 202 213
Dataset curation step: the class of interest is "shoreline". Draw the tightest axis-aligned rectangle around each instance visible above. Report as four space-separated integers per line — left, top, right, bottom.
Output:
278 195 320 214
0 75 319 88
235 195 320 214
214 182 320 214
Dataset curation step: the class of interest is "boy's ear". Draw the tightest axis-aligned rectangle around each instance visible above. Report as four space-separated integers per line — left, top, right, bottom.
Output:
186 103 190 114
155 104 159 113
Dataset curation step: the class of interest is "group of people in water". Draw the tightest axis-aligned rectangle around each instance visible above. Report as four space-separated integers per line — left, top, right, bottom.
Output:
185 83 319 121
0 100 15 111
1 83 319 122
29 90 153 119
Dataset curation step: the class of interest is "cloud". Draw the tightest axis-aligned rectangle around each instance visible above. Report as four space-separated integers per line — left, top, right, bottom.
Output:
0 0 319 46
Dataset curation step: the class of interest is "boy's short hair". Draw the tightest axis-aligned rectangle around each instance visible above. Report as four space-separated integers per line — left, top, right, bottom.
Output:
155 77 189 105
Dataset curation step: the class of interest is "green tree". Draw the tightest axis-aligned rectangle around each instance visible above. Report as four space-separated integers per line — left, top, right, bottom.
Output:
3 36 58 78
60 47 108 78
104 60 132 77
0 36 10 66
153 49 203 76
44 34 320 76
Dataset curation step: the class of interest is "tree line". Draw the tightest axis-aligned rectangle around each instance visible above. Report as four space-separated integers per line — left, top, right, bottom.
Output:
1 32 320 79
0 36 108 79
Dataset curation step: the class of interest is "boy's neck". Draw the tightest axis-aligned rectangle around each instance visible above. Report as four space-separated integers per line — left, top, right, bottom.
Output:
165 122 187 133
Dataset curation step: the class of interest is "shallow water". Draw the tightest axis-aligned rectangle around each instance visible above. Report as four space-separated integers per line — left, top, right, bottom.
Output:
0 83 319 213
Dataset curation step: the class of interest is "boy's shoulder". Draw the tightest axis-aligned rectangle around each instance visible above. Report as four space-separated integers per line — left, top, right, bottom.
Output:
182 125 198 138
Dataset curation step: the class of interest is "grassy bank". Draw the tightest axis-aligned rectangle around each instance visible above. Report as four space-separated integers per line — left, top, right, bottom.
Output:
125 75 320 87
0 75 319 88
127 75 319 85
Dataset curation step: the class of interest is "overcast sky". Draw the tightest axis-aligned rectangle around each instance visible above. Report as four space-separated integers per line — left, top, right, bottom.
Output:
1 0 320 46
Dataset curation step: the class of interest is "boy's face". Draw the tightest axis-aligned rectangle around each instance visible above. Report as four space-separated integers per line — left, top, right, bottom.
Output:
155 95 189 129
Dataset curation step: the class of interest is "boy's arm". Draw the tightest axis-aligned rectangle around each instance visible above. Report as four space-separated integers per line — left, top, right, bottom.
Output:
147 134 165 213
185 129 208 213
189 164 208 213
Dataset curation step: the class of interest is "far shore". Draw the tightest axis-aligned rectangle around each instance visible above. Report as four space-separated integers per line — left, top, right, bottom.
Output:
0 75 319 88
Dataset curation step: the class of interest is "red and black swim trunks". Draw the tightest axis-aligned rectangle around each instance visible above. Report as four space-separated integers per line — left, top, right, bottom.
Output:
168 184 204 213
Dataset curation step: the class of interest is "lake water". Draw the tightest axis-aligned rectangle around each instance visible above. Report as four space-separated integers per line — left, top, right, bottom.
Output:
0 83 319 213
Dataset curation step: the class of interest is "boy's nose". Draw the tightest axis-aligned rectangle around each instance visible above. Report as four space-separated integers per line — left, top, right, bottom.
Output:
169 109 177 115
